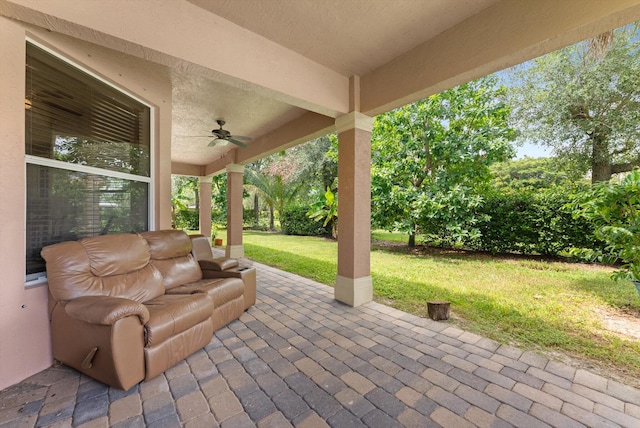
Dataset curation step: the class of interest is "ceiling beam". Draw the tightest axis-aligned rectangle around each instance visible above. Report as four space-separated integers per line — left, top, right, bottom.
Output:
203 112 335 176
171 162 204 177
360 0 640 116
0 0 349 117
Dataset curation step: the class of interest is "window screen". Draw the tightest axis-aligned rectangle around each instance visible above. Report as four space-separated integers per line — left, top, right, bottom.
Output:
25 43 151 279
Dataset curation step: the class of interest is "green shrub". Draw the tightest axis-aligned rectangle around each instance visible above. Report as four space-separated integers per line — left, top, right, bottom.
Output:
281 205 329 236
474 189 604 256
174 209 199 230
571 169 640 280
211 209 226 225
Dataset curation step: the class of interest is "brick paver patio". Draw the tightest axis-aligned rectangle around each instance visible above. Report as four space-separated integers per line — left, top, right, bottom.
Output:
1 261 640 427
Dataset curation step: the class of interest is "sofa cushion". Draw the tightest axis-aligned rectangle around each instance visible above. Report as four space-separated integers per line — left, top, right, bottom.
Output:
42 235 164 303
165 277 244 308
150 256 202 290
143 294 214 347
100 264 165 303
81 234 150 276
142 230 192 260
189 234 214 261
42 241 101 302
142 230 203 289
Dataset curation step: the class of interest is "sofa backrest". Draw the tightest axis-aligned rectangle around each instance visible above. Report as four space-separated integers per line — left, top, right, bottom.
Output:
189 234 214 261
189 234 240 270
42 233 165 303
141 230 202 289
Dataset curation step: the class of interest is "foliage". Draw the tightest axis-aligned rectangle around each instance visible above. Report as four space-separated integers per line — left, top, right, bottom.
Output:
307 187 338 238
415 184 487 247
507 24 640 182
281 205 329 236
371 74 515 246
571 169 640 281
475 189 603 256
242 231 640 379
171 176 198 228
53 137 150 176
243 207 270 230
245 168 305 230
211 174 227 225
285 135 339 193
490 157 582 192
173 209 199 230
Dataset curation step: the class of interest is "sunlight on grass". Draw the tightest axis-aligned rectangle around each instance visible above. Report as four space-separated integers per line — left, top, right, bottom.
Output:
371 230 410 243
242 231 640 378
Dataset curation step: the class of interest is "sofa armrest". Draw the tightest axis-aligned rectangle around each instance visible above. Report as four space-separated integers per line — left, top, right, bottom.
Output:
65 296 150 325
198 257 239 271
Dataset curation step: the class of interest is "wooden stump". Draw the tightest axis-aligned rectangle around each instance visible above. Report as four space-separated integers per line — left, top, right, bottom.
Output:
427 301 450 321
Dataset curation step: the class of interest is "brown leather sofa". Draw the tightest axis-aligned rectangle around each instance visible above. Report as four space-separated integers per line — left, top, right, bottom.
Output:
142 230 247 331
189 234 257 310
41 230 252 390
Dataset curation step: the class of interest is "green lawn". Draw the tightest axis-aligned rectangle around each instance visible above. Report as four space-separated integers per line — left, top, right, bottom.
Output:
242 230 640 379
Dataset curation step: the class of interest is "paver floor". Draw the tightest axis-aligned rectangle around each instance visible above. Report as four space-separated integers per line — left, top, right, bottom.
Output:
1 261 640 427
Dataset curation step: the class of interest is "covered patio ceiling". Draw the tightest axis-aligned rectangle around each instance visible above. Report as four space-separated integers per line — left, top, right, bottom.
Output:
3 0 640 175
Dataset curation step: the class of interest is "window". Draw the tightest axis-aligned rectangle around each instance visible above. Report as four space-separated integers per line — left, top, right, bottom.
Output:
25 42 152 283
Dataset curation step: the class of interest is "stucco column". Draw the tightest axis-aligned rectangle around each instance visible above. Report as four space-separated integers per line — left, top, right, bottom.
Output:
335 112 374 307
226 164 245 258
0 17 52 390
198 176 213 242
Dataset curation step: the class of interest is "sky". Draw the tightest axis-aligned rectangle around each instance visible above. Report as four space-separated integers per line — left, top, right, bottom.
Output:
515 141 552 159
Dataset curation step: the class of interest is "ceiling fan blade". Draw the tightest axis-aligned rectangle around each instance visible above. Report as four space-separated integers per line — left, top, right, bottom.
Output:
228 138 248 148
207 139 221 147
230 135 252 141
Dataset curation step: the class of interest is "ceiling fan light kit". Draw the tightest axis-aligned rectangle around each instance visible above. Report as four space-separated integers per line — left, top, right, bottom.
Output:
208 119 251 148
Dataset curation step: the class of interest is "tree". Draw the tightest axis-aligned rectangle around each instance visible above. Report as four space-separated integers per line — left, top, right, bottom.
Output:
571 168 640 284
171 175 198 229
245 168 304 230
286 135 338 194
489 157 583 192
507 24 640 182
371 75 515 247
307 187 338 238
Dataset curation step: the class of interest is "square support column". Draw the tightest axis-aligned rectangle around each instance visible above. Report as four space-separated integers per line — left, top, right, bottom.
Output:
198 176 213 242
226 164 245 258
335 112 374 307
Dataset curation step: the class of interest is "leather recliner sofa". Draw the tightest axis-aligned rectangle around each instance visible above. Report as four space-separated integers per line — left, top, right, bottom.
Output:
41 230 252 390
189 234 257 310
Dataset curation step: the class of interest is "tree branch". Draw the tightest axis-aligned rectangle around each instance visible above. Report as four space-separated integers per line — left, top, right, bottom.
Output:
611 158 640 174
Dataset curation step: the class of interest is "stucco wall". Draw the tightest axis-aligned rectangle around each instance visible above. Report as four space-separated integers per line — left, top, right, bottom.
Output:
0 17 172 390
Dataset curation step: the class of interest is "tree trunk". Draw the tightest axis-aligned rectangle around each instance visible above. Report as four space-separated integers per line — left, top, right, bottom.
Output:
269 206 275 231
591 161 612 183
253 193 259 225
408 223 418 247
591 133 612 183
427 301 450 321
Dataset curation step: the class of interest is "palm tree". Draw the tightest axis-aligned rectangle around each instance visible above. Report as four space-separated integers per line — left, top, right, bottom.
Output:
245 169 303 230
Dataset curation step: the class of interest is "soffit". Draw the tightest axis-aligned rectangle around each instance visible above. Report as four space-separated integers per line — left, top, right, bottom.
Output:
171 70 306 165
188 0 501 76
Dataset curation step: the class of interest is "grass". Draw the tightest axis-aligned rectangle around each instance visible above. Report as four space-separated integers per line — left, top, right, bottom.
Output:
371 229 409 244
242 230 640 380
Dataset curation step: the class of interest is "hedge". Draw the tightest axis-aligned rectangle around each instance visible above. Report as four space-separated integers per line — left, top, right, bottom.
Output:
473 190 605 256
174 209 199 230
281 205 329 236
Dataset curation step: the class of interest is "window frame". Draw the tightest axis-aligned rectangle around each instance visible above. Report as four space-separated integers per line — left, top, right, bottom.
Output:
24 38 155 288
